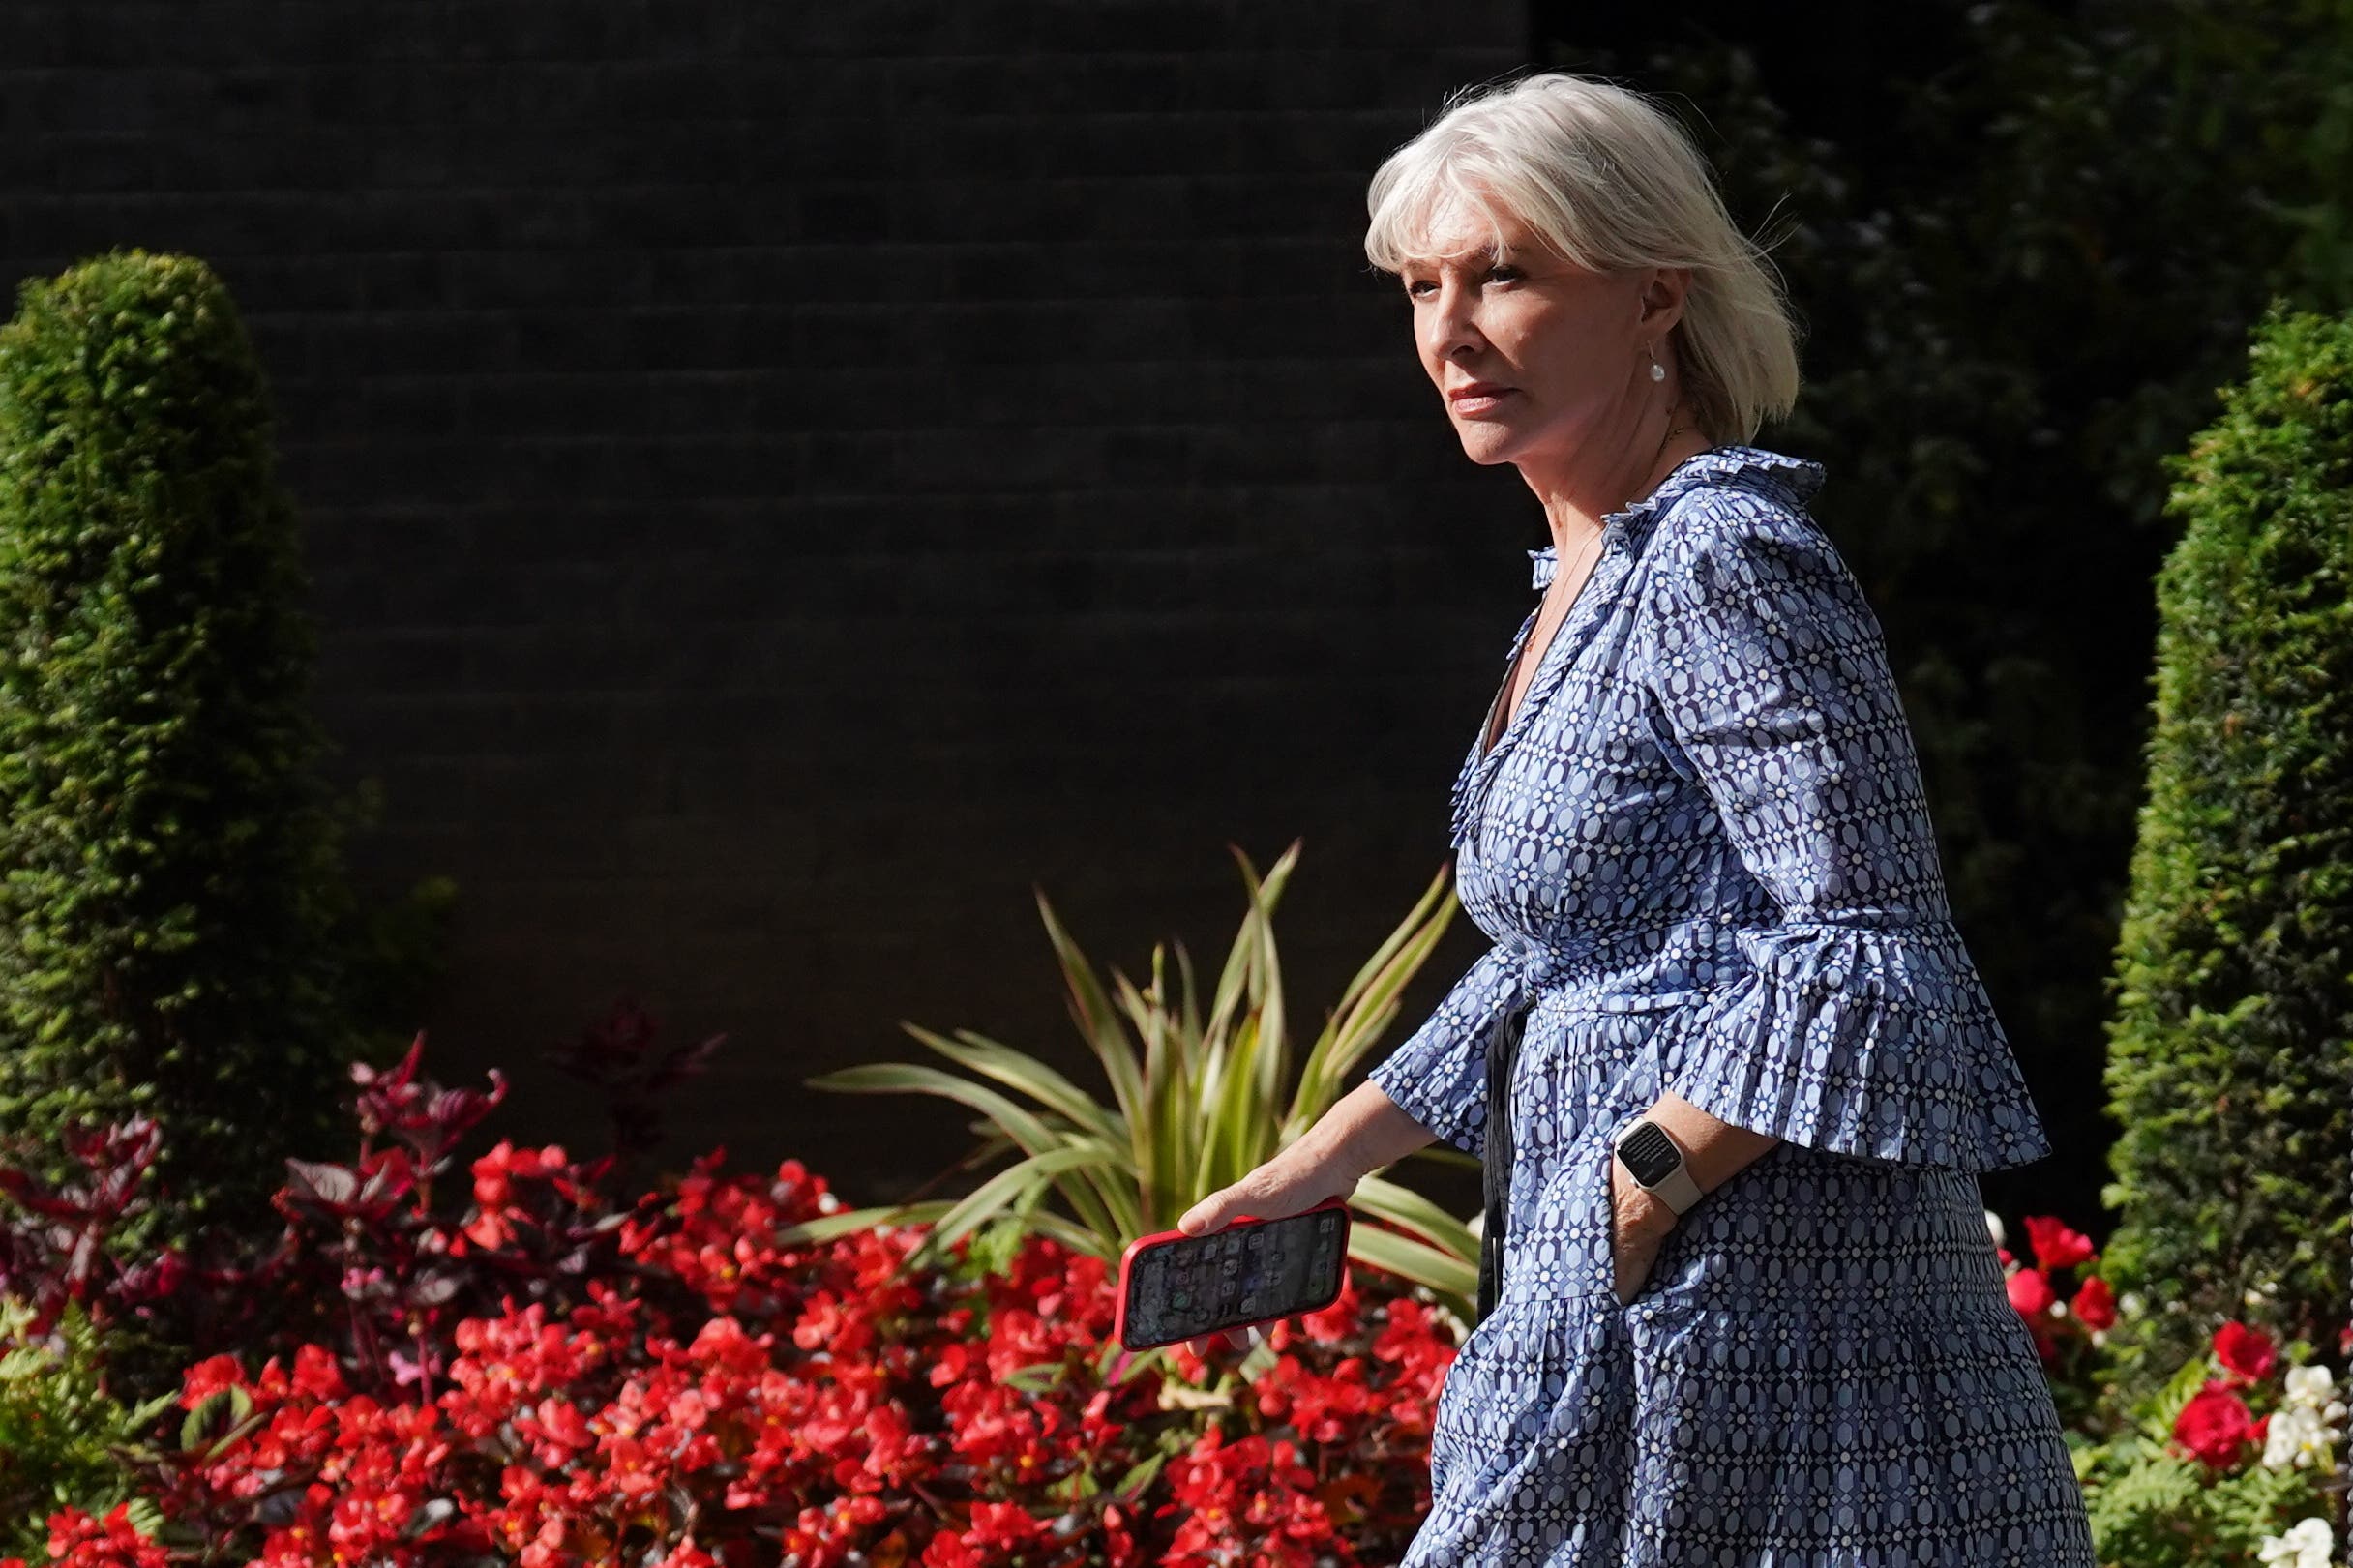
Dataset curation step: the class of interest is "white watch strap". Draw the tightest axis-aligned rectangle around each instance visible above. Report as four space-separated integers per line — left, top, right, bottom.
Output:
1651 1160 1704 1215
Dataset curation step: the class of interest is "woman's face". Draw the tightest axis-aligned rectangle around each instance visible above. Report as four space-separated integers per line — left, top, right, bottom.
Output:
1399 197 1666 475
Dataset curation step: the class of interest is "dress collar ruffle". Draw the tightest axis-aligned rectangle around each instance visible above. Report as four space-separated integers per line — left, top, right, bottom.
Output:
1525 443 1825 590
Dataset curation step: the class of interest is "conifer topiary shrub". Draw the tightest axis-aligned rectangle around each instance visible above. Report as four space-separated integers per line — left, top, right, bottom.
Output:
0 250 369 1255
2100 301 2353 1404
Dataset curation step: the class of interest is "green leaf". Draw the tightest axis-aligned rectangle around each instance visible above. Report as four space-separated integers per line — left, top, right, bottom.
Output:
804 1061 1071 1162
1033 888 1150 1136
772 1199 958 1246
1111 1450 1171 1500
1347 1224 1480 1303
928 1025 1124 1141
1350 1173 1480 1261
904 1144 1113 1271
179 1389 232 1452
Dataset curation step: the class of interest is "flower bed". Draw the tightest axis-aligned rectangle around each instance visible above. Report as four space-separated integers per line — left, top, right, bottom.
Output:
0 1036 2340 1567
133 1164 1450 1567
0 1040 1460 1567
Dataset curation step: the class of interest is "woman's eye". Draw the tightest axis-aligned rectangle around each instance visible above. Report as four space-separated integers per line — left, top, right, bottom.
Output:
1403 268 1517 299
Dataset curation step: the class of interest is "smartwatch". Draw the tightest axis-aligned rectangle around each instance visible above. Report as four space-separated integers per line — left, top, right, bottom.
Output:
1612 1117 1704 1216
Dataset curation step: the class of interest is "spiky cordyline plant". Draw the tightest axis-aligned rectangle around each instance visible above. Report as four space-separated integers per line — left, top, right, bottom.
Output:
788 839 1482 1324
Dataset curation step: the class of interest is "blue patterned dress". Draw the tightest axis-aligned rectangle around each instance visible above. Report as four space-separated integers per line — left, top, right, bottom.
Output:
1365 445 2096 1566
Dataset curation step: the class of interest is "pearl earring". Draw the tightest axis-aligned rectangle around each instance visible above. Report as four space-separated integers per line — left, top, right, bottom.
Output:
1647 344 1666 383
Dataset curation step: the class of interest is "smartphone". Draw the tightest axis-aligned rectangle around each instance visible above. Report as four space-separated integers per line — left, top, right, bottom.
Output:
1114 1197 1352 1350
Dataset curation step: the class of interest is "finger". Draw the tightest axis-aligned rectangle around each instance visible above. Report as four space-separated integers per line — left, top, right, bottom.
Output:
1176 1194 1226 1235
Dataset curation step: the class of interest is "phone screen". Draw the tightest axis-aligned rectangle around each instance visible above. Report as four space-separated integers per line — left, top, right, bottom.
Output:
1117 1201 1348 1349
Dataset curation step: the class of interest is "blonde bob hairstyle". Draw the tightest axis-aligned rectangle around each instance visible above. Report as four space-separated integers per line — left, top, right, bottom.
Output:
1364 72 1802 446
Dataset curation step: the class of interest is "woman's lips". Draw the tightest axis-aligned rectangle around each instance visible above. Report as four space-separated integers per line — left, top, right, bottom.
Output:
1449 387 1518 415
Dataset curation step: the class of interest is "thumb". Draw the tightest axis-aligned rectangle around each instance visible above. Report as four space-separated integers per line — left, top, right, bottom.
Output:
1176 1187 1237 1236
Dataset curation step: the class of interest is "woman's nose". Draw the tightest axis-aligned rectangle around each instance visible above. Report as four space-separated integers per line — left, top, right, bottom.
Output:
1421 283 1482 364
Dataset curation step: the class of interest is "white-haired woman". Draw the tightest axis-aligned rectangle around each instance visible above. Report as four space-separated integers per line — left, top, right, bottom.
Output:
1178 71 2097 1566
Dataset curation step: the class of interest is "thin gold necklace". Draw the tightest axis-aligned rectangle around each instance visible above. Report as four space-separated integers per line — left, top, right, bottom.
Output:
1489 416 1699 757
1547 416 1692 607
1553 526 1603 605
1626 416 1695 516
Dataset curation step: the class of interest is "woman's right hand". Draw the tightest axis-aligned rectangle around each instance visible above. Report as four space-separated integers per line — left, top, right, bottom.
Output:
1172 1145 1361 1355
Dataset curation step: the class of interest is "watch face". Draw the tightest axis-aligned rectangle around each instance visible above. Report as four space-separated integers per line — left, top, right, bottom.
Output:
1616 1120 1681 1186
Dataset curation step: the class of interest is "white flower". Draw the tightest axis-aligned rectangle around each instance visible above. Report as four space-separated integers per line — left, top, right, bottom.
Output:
2261 1404 2331 1470
1983 1209 2005 1248
2255 1516 2336 1568
2118 1290 2145 1319
2283 1364 2339 1410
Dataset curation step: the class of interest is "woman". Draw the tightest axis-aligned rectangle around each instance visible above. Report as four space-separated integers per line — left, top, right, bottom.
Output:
1176 72 2098 1565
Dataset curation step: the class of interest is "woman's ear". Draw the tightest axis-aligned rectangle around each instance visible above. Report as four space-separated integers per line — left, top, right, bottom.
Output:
1636 265 1694 339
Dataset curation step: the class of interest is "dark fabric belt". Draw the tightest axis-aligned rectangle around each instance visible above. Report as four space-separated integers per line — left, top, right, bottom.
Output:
1476 998 1534 1326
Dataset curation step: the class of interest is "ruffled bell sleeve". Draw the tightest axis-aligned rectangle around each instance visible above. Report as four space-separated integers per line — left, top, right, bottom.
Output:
1630 492 2053 1171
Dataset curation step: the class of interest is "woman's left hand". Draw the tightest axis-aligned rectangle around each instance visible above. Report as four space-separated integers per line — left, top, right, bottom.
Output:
1607 1149 1679 1307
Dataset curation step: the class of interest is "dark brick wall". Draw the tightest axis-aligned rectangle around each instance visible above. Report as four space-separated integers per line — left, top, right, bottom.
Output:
0 2 1534 1210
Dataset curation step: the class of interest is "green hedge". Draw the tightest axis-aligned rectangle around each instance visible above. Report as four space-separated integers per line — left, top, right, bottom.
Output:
0 250 371 1253
2099 300 2353 1403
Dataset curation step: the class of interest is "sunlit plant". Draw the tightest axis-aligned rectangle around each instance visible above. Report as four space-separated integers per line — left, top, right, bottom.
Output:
789 840 1484 1323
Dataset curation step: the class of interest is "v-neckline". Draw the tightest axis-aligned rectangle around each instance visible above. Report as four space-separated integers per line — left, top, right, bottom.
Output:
1473 446 1724 763
1477 545 1602 761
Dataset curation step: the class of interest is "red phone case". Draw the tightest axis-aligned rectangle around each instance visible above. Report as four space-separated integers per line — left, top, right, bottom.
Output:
1113 1197 1352 1350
